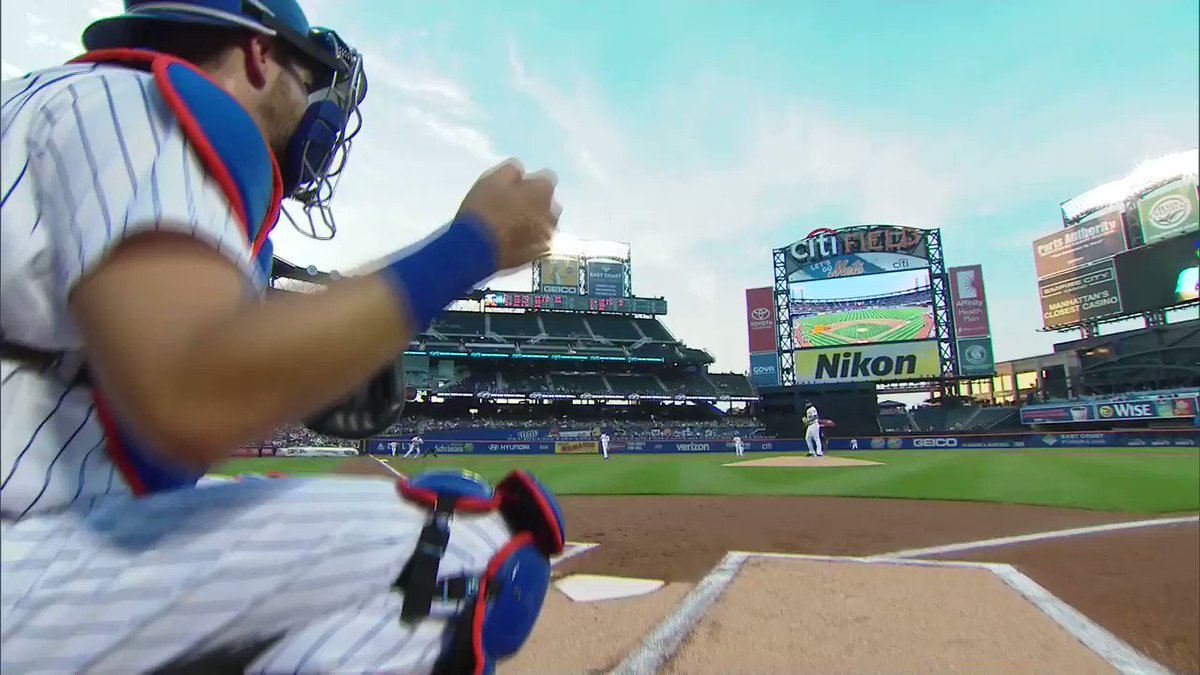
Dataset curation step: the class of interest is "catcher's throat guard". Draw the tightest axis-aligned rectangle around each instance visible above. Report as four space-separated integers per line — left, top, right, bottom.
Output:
395 471 565 675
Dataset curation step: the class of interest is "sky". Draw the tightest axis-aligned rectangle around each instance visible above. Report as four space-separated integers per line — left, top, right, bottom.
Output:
4 0 1199 381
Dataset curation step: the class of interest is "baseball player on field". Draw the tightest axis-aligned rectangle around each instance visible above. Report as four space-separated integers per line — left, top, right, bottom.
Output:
0 1 564 673
599 431 610 459
403 434 424 459
733 433 745 457
804 401 824 457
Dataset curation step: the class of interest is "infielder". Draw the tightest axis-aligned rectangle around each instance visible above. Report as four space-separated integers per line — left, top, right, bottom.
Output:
733 434 745 457
0 1 563 672
804 401 824 457
404 434 424 459
599 431 610 459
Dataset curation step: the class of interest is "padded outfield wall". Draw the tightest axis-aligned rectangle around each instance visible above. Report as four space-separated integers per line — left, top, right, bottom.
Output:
356 429 1198 455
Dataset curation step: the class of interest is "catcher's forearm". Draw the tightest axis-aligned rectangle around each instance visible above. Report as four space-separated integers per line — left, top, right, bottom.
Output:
98 219 497 466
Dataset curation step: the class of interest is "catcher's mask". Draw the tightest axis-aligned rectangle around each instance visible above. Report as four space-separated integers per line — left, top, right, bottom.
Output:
302 358 407 440
83 0 367 241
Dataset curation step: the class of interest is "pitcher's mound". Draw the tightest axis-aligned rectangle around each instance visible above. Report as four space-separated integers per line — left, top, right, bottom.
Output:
724 456 881 468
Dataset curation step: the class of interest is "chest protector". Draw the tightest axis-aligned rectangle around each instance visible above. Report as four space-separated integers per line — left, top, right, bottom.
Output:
68 49 283 495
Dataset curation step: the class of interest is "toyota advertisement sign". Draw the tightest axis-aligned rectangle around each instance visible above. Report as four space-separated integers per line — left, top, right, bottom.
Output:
745 287 777 354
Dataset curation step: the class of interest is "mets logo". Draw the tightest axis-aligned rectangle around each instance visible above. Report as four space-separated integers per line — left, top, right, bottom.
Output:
1097 405 1114 418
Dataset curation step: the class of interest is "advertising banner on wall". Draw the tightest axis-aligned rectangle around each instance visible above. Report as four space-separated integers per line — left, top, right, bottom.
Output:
956 337 995 377
781 225 929 281
538 256 581 294
1032 212 1127 280
586 261 627 298
748 351 781 387
1136 179 1199 246
1019 393 1198 425
792 340 940 384
745 287 778 354
948 264 991 338
1037 259 1123 328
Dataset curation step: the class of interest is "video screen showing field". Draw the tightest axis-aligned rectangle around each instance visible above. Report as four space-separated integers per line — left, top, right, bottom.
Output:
791 270 934 348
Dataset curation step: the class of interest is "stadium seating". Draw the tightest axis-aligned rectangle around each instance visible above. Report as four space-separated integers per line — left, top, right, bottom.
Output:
709 373 755 397
487 312 543 338
586 315 643 341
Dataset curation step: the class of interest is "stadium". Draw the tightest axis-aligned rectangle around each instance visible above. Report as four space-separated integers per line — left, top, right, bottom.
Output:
1 3 1197 671
235 154 1199 675
790 285 935 347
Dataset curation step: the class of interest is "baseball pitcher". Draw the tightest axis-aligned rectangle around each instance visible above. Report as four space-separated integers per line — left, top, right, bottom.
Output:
804 401 824 457
0 1 563 672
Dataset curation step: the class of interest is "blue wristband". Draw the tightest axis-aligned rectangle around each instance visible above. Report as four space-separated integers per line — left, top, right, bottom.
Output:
378 213 499 331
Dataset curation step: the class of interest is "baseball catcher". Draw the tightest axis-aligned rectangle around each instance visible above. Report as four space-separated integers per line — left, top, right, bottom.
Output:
0 0 563 672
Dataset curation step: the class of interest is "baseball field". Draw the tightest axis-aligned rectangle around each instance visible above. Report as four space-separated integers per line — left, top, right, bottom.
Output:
792 306 934 347
219 447 1200 674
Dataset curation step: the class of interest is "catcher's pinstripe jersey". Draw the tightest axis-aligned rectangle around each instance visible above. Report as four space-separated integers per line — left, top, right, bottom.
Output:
0 64 262 520
1 64 507 673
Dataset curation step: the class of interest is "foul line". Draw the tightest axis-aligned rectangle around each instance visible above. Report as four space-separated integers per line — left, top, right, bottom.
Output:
552 542 599 568
988 562 1173 675
371 456 406 478
609 552 748 675
872 515 1199 560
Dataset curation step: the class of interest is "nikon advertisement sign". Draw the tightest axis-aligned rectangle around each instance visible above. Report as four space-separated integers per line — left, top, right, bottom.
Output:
792 340 940 384
1136 179 1199 245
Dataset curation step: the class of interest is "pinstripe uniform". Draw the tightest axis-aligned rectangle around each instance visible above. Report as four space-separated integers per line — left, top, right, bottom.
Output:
1 65 507 673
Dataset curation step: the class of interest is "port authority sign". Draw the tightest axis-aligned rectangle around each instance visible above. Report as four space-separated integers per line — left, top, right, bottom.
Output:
792 341 941 384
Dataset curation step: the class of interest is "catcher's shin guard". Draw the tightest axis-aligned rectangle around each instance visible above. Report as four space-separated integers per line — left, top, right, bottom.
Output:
394 470 565 675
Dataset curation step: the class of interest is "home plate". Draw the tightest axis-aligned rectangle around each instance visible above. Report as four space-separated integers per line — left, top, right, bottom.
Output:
723 456 882 468
554 574 665 602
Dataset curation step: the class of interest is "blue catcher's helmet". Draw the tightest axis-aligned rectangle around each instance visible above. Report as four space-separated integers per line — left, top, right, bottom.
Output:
82 0 367 241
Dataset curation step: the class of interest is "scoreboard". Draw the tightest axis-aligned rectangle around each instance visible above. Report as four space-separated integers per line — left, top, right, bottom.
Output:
481 291 667 315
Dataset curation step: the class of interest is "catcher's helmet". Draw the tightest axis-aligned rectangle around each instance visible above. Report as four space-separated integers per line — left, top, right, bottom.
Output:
82 0 367 240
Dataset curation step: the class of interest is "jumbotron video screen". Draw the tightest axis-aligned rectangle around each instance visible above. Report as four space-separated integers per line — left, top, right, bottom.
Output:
790 269 935 348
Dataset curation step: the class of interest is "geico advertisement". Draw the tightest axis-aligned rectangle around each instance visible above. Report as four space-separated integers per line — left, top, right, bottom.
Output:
793 341 940 383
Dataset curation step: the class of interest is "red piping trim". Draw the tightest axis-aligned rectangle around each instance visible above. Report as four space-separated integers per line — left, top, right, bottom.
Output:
92 391 147 497
501 471 564 555
471 532 535 675
71 49 282 254
395 481 501 514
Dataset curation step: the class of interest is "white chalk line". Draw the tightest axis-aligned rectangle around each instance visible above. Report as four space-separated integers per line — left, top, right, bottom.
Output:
610 551 1176 675
989 563 1173 675
371 455 406 478
609 552 748 675
871 514 1199 560
552 542 599 568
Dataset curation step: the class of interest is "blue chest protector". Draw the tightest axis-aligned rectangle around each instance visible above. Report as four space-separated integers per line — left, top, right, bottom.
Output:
70 49 282 495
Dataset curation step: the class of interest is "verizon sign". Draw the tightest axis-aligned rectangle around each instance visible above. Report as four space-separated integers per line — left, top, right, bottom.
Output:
745 287 777 353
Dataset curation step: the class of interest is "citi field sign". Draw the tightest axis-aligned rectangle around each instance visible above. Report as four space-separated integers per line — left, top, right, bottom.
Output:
781 224 931 281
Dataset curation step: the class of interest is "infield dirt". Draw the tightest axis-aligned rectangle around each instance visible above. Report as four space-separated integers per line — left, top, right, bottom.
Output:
542 496 1197 674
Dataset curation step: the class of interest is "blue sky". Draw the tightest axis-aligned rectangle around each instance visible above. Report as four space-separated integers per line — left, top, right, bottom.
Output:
4 0 1198 377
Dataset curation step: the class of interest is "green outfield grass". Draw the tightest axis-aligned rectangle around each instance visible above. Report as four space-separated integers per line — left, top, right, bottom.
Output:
217 448 1200 514
794 306 932 347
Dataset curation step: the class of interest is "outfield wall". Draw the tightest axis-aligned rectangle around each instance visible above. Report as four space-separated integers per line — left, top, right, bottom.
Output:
357 429 1197 456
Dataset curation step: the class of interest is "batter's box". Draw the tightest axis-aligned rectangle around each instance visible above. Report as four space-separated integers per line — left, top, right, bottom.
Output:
614 552 1172 675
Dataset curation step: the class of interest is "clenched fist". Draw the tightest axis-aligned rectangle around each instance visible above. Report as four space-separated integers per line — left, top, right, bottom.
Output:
458 159 561 272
